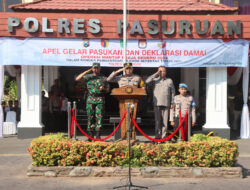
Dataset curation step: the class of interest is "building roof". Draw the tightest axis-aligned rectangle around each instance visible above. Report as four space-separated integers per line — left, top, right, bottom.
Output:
9 0 238 12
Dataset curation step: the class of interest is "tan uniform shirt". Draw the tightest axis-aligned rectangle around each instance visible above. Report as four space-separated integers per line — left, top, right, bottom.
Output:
107 71 142 87
146 73 175 107
170 94 196 123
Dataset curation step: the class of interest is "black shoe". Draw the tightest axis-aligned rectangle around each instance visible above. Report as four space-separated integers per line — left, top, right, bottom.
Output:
87 131 94 141
96 131 101 139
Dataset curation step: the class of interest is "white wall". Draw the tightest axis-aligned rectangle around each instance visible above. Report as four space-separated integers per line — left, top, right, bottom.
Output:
181 68 199 106
209 0 221 3
22 0 34 3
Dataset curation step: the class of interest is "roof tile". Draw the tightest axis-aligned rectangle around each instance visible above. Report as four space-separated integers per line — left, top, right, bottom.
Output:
9 0 238 12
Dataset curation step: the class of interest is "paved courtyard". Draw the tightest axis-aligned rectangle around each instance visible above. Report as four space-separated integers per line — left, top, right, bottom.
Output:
0 136 250 190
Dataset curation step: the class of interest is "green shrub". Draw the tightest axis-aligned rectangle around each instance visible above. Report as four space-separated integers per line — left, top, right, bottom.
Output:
28 134 238 167
190 133 225 142
3 76 17 102
190 133 209 141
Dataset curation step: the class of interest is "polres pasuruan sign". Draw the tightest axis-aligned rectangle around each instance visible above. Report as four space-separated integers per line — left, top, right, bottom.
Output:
8 17 241 36
1 13 250 39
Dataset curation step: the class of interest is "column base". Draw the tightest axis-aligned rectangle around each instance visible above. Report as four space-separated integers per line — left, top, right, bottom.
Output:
202 124 230 139
17 123 44 139
18 127 44 139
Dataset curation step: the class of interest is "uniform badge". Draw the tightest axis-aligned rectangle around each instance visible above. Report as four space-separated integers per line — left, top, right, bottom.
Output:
125 86 133 94
138 39 147 49
101 39 109 48
83 39 90 47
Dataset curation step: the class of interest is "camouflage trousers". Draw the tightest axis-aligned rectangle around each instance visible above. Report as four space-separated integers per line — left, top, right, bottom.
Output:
86 101 104 132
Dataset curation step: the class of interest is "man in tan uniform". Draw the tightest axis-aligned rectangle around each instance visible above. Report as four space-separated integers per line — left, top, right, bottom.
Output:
146 66 175 139
107 62 144 88
170 83 196 130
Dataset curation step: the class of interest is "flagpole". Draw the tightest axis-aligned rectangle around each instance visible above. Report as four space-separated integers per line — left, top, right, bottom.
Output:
113 1 148 189
123 0 127 64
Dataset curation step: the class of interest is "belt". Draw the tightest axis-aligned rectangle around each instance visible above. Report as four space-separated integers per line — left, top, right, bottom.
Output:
88 94 104 98
52 106 60 111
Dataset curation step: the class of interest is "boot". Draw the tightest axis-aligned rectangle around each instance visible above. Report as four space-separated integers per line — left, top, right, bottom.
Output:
87 131 94 142
96 130 101 139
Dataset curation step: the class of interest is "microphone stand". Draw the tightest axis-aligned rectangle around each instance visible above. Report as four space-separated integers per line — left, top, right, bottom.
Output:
113 103 148 190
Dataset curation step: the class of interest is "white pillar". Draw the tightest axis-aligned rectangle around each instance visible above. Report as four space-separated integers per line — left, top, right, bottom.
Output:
47 66 59 94
211 0 220 4
181 68 199 105
53 66 59 80
43 66 49 97
48 66 59 94
0 66 4 138
202 67 230 139
22 0 34 3
18 65 44 139
49 66 54 92
16 73 21 101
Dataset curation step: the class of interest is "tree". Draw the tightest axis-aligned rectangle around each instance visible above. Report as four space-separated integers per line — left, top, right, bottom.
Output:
2 76 17 103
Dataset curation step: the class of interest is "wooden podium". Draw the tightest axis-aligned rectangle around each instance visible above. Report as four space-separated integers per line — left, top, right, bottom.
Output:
111 85 147 140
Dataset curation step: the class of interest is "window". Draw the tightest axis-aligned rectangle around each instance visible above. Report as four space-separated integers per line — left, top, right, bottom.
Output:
0 0 21 12
239 0 250 14
221 0 235 7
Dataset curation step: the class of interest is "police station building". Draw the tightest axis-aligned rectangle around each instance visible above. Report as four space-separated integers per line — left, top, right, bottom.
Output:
0 0 249 139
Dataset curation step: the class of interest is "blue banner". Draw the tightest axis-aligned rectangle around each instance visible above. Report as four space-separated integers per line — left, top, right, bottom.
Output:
0 38 249 67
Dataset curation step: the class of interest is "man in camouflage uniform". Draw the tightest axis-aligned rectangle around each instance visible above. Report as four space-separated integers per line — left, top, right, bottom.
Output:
107 62 144 88
75 63 109 139
170 83 196 130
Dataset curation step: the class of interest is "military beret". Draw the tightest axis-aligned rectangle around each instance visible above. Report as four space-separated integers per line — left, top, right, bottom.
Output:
124 62 132 68
179 83 188 89
92 62 100 67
